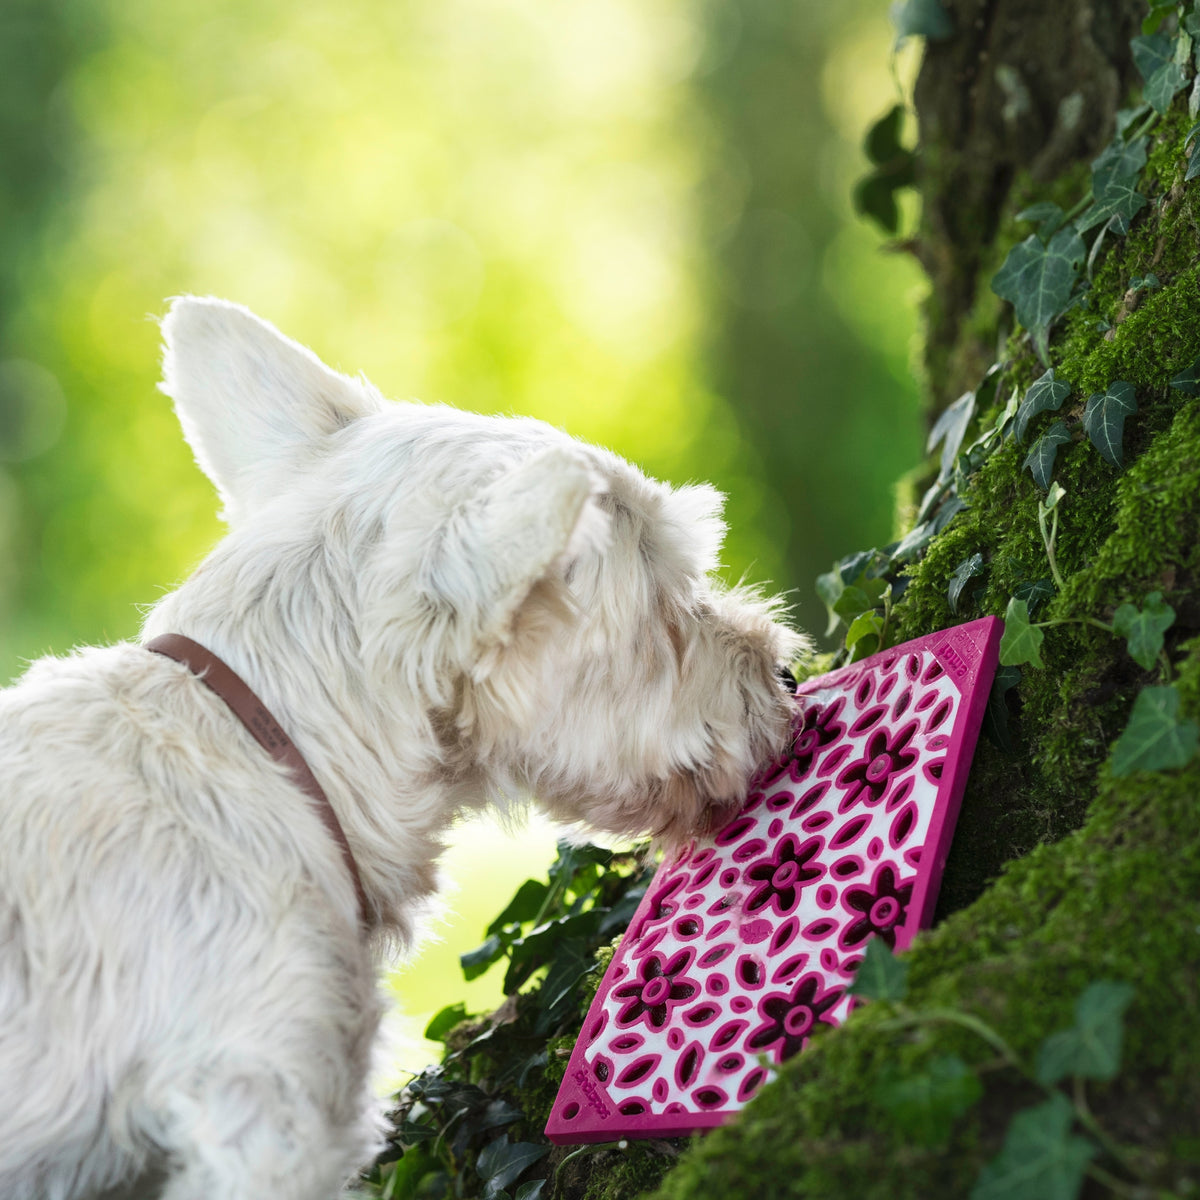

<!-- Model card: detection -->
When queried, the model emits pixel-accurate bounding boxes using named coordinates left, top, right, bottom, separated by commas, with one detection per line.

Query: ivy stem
left=1072, top=1076, right=1146, bottom=1181
left=1037, top=500, right=1066, bottom=590
left=1131, top=107, right=1161, bottom=142
left=1083, top=1160, right=1161, bottom=1199
left=879, top=585, right=894, bottom=652
left=879, top=1007, right=1023, bottom=1071
left=1061, top=191, right=1093, bottom=225
left=1158, top=648, right=1175, bottom=682
left=1038, top=616, right=1115, bottom=635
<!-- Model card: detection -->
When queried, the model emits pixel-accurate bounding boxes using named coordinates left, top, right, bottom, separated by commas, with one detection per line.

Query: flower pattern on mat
left=744, top=833, right=824, bottom=916
left=840, top=863, right=914, bottom=950
left=745, top=973, right=845, bottom=1061
left=786, top=699, right=846, bottom=779
left=835, top=721, right=919, bottom=811
left=612, top=948, right=700, bottom=1031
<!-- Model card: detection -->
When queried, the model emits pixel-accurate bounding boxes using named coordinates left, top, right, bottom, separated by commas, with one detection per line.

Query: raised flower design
left=840, top=863, right=914, bottom=951
left=756, top=699, right=846, bottom=791
left=743, top=833, right=824, bottom=916
left=611, top=948, right=700, bottom=1031
left=745, top=973, right=845, bottom=1061
left=834, top=721, right=919, bottom=812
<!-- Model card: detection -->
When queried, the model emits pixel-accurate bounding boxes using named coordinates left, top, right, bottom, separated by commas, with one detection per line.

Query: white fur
left=0, top=297, right=806, bottom=1199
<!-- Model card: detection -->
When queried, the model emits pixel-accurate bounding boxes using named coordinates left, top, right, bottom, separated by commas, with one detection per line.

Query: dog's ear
left=366, top=446, right=608, bottom=706
left=159, top=296, right=383, bottom=521
left=456, top=446, right=608, bottom=662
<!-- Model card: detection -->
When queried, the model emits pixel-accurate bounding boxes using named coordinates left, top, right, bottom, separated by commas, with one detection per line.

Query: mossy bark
left=915, top=0, right=1143, bottom=414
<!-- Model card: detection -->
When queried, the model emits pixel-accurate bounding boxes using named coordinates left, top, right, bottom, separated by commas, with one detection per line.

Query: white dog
left=0, top=297, right=804, bottom=1200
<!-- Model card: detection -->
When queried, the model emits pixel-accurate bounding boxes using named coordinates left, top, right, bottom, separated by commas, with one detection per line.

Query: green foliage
left=970, top=1095, right=1096, bottom=1200
left=1131, top=32, right=1188, bottom=114
left=1076, top=136, right=1149, bottom=233
left=947, top=552, right=985, bottom=615
left=999, top=597, right=1045, bottom=668
left=875, top=1055, right=983, bottom=1147
left=990, top=229, right=1085, bottom=355
left=854, top=105, right=917, bottom=234
left=1109, top=684, right=1199, bottom=776
left=1112, top=590, right=1175, bottom=669
left=362, top=842, right=656, bottom=1200
left=1021, top=420, right=1072, bottom=489
left=1016, top=202, right=1066, bottom=241
left=1169, top=351, right=1200, bottom=393
left=477, top=1136, right=550, bottom=1199
left=847, top=936, right=909, bottom=1002
left=1034, top=981, right=1136, bottom=1086
left=1081, top=380, right=1138, bottom=468
left=1014, top=368, right=1072, bottom=443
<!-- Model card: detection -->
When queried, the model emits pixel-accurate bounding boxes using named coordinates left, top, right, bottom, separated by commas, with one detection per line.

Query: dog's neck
left=141, top=533, right=485, bottom=947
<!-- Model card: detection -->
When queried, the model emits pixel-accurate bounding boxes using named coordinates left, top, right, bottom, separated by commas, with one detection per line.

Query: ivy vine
left=853, top=940, right=1151, bottom=1200
left=830, top=0, right=1200, bottom=787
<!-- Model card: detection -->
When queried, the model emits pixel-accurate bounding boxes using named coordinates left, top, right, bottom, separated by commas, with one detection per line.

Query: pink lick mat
left=545, top=616, right=1002, bottom=1144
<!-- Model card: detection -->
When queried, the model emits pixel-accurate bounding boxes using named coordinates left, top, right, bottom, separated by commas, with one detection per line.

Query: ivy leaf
left=1015, top=368, right=1071, bottom=443
left=1013, top=578, right=1056, bottom=616
left=848, top=935, right=909, bottom=1002
left=1170, top=353, right=1200, bottom=395
left=1186, top=120, right=1200, bottom=182
left=928, top=389, right=977, bottom=481
left=515, top=1183, right=547, bottom=1200
left=1022, top=420, right=1072, bottom=490
left=533, top=937, right=597, bottom=1034
left=999, top=597, right=1044, bottom=669
left=891, top=0, right=953, bottom=45
left=547, top=840, right=612, bottom=888
left=982, top=663, right=1021, bottom=752
left=865, top=105, right=905, bottom=164
left=1143, top=0, right=1177, bottom=35
left=1110, top=685, right=1200, bottom=776
left=461, top=933, right=506, bottom=982
left=1075, top=136, right=1148, bottom=233
left=877, top=1054, right=983, bottom=1146
left=486, top=878, right=550, bottom=937
left=503, top=910, right=602, bottom=993
left=1145, top=60, right=1189, bottom=115
left=1131, top=33, right=1189, bottom=115
left=476, top=1136, right=550, bottom=1199
left=1016, top=202, right=1065, bottom=241
left=834, top=578, right=888, bottom=623
left=846, top=609, right=886, bottom=662
left=854, top=106, right=917, bottom=234
left=1035, top=981, right=1136, bottom=1086
left=1082, top=380, right=1137, bottom=468
left=970, top=1094, right=1096, bottom=1200
left=478, top=1098, right=529, bottom=1134
left=424, top=1002, right=470, bottom=1043
left=1112, top=591, right=1175, bottom=670
left=947, top=553, right=985, bottom=615
left=991, top=228, right=1085, bottom=337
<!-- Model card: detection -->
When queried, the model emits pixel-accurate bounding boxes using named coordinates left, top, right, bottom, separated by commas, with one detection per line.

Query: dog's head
left=159, top=296, right=807, bottom=845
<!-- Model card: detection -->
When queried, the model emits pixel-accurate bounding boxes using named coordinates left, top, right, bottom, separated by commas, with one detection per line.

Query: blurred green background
left=0, top=0, right=924, bottom=1076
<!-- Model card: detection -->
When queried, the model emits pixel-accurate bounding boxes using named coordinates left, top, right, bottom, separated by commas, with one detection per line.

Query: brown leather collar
left=145, top=633, right=369, bottom=929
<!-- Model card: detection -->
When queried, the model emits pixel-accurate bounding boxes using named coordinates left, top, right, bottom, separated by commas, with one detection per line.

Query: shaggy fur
left=0, top=297, right=806, bottom=1199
